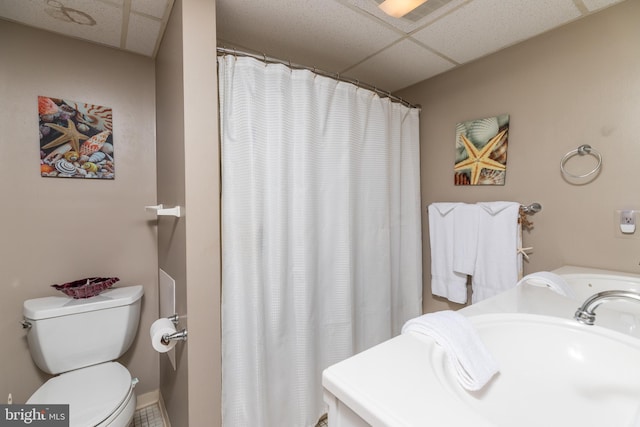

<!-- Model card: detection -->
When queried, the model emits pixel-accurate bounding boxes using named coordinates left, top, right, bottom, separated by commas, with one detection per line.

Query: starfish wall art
left=38, top=96, right=115, bottom=179
left=454, top=114, right=509, bottom=186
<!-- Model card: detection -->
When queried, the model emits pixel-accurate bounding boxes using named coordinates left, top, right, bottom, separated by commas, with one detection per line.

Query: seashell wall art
left=454, top=114, right=509, bottom=186
left=38, top=96, right=115, bottom=179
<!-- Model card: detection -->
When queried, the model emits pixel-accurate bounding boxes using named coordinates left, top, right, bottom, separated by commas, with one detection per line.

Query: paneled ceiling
left=0, top=0, right=627, bottom=92
left=0, top=0, right=175, bottom=57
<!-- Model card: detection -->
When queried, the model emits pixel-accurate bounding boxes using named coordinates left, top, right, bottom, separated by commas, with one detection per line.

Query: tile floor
left=130, top=404, right=325, bottom=427
left=130, top=403, right=166, bottom=427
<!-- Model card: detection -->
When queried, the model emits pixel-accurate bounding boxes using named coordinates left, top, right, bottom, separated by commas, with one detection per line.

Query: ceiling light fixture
left=378, top=0, right=428, bottom=18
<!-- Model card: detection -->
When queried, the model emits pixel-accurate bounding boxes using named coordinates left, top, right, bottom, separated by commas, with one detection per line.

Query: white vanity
left=322, top=266, right=640, bottom=426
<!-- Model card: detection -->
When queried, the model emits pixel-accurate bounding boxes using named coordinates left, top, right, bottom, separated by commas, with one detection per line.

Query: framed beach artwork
left=454, top=114, right=509, bottom=186
left=38, top=96, right=114, bottom=179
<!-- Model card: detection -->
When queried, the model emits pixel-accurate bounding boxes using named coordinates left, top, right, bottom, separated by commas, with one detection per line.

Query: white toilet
left=23, top=285, right=144, bottom=427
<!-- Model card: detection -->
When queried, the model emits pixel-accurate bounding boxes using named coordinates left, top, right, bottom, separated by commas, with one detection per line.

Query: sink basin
left=432, top=313, right=640, bottom=427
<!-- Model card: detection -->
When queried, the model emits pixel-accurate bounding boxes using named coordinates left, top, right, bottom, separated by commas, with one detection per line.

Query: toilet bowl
left=23, top=285, right=144, bottom=427
left=27, top=362, right=137, bottom=426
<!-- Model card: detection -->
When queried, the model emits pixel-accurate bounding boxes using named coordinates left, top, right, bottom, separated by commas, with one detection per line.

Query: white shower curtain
left=218, top=55, right=422, bottom=427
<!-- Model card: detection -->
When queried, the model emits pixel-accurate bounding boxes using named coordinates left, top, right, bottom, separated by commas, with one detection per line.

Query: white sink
left=432, top=313, right=640, bottom=427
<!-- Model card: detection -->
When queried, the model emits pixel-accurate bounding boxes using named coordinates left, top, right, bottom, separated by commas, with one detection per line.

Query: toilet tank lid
left=23, top=285, right=144, bottom=320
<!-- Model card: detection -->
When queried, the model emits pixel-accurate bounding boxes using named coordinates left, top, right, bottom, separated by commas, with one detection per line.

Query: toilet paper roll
left=150, top=318, right=177, bottom=353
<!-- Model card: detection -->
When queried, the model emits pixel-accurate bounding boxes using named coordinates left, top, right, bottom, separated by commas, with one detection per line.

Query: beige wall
left=156, top=0, right=221, bottom=425
left=398, top=0, right=640, bottom=313
left=181, top=0, right=221, bottom=424
left=155, top=1, right=189, bottom=424
left=0, top=20, right=159, bottom=402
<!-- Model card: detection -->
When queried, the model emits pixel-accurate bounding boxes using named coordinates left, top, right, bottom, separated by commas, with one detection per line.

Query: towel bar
left=520, top=203, right=542, bottom=214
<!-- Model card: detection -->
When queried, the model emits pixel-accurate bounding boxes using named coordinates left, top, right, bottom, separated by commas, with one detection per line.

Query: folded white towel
left=428, top=203, right=468, bottom=304
left=515, top=271, right=577, bottom=299
left=402, top=310, right=499, bottom=391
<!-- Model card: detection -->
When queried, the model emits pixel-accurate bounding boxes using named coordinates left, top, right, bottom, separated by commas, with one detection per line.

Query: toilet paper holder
left=162, top=314, right=188, bottom=345
left=161, top=329, right=188, bottom=345
left=167, top=314, right=180, bottom=326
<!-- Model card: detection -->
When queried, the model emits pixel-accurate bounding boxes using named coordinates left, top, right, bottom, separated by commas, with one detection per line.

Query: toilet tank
left=23, top=285, right=144, bottom=375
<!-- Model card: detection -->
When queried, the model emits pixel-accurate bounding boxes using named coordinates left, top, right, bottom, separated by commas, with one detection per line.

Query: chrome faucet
left=574, top=290, right=640, bottom=325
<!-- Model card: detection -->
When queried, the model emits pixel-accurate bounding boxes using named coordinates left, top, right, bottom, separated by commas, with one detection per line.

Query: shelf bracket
left=145, top=204, right=182, bottom=218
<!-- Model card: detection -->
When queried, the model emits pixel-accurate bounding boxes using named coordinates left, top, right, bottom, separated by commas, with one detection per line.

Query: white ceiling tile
left=126, top=12, right=161, bottom=56
left=131, top=0, right=170, bottom=19
left=582, top=0, right=626, bottom=12
left=216, top=0, right=401, bottom=73
left=412, top=0, right=582, bottom=64
left=0, top=0, right=630, bottom=76
left=345, top=39, right=456, bottom=92
left=0, top=0, right=122, bottom=47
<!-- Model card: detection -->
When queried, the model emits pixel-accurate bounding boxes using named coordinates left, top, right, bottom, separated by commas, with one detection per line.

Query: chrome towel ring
left=560, top=144, right=602, bottom=179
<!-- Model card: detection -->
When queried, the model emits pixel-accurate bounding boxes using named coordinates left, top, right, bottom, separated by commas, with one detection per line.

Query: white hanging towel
left=428, top=203, right=468, bottom=304
left=452, top=203, right=480, bottom=276
left=472, top=201, right=521, bottom=303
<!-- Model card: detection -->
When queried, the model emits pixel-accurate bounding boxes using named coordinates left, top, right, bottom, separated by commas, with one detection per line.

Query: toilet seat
left=27, top=361, right=134, bottom=427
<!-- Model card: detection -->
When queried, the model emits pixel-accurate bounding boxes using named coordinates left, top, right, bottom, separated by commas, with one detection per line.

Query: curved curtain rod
left=216, top=46, right=420, bottom=110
